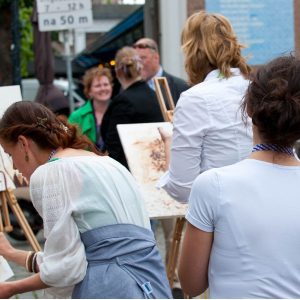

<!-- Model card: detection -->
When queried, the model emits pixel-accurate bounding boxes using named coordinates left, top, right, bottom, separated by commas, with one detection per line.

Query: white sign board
left=0, top=85, right=22, bottom=118
left=117, top=122, right=187, bottom=219
left=37, top=0, right=91, bottom=13
left=0, top=256, right=14, bottom=282
left=0, top=85, right=23, bottom=191
left=37, top=0, right=93, bottom=32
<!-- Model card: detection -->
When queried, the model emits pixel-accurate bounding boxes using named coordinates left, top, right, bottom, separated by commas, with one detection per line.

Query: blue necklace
left=48, top=149, right=57, bottom=161
left=252, top=144, right=293, bottom=156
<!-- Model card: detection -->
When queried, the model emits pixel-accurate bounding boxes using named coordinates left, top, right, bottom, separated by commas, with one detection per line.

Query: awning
left=73, top=6, right=144, bottom=70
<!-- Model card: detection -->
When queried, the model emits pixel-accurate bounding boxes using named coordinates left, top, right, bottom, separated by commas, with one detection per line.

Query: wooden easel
left=154, top=77, right=186, bottom=289
left=154, top=77, right=175, bottom=123
left=0, top=171, right=41, bottom=252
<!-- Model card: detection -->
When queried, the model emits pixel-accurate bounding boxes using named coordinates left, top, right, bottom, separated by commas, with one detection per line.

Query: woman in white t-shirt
left=158, top=11, right=253, bottom=203
left=0, top=101, right=171, bottom=299
left=179, top=55, right=300, bottom=298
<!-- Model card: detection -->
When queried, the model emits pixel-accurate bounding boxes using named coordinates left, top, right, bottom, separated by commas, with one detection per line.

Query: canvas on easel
left=117, top=122, right=187, bottom=220
left=117, top=122, right=187, bottom=289
left=0, top=85, right=41, bottom=252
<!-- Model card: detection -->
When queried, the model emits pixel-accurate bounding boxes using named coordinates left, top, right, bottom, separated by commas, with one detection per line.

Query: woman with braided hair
left=0, top=101, right=171, bottom=298
left=101, top=46, right=164, bottom=169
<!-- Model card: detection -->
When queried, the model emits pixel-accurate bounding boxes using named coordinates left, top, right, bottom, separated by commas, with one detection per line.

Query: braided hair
left=0, top=101, right=102, bottom=155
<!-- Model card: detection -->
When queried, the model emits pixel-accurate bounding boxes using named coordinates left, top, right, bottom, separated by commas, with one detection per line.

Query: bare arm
left=0, top=274, right=49, bottom=298
left=0, top=232, right=28, bottom=267
left=0, top=233, right=48, bottom=298
left=178, top=222, right=213, bottom=297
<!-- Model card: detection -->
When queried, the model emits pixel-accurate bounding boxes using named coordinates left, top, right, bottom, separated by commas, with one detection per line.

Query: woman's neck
left=93, top=100, right=109, bottom=113
left=93, top=100, right=109, bottom=125
left=120, top=76, right=142, bottom=90
left=249, top=150, right=300, bottom=166
left=249, top=126, right=300, bottom=166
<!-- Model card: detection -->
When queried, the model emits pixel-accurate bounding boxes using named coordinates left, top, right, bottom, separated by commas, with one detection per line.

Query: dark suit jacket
left=101, top=80, right=164, bottom=168
left=162, top=71, right=189, bottom=104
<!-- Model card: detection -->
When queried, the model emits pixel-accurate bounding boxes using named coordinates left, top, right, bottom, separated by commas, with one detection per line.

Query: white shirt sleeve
left=30, top=162, right=87, bottom=289
left=186, top=169, right=220, bottom=232
left=157, top=91, right=210, bottom=203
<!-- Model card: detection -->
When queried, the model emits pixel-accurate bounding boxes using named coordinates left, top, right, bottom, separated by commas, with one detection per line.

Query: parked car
left=21, top=78, right=86, bottom=110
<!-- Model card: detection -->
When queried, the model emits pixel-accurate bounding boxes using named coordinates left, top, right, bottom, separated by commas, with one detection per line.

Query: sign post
left=36, top=0, right=93, bottom=112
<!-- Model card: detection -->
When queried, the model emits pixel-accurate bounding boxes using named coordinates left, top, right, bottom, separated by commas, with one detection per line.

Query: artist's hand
left=158, top=127, right=172, bottom=143
left=0, top=282, right=14, bottom=299
left=0, top=232, right=15, bottom=259
left=158, top=127, right=172, bottom=170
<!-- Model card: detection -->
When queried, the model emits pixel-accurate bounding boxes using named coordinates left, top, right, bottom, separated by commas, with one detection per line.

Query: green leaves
left=19, top=5, right=33, bottom=77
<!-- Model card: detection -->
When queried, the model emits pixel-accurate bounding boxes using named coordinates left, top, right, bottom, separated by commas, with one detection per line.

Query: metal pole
left=64, top=30, right=74, bottom=113
left=11, top=0, right=21, bottom=86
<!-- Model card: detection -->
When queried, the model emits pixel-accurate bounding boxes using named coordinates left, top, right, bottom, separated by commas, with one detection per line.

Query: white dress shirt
left=157, top=68, right=253, bottom=203
left=147, top=66, right=163, bottom=90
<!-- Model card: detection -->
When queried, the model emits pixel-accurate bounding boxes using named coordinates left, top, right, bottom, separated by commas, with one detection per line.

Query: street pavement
left=7, top=223, right=167, bottom=299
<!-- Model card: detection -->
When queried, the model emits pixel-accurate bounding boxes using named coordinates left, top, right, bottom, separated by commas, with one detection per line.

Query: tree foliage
left=0, top=0, right=34, bottom=77
left=19, top=3, right=33, bottom=77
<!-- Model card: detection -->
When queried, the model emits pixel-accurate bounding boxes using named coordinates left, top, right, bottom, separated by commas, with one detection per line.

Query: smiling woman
left=68, top=67, right=113, bottom=151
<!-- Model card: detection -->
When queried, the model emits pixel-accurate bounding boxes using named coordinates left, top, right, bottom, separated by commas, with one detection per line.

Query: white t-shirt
left=187, top=159, right=300, bottom=298
left=158, top=68, right=252, bottom=203
left=30, top=155, right=151, bottom=298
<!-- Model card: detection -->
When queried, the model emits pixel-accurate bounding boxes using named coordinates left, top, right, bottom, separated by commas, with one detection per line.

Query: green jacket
left=68, top=100, right=97, bottom=143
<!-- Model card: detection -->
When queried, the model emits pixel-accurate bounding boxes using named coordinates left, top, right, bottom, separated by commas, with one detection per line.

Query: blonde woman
left=158, top=11, right=253, bottom=203
left=101, top=46, right=163, bottom=168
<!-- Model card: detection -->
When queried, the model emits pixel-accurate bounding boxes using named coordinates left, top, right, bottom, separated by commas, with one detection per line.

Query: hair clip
left=60, top=123, right=69, bottom=133
left=36, top=117, right=48, bottom=128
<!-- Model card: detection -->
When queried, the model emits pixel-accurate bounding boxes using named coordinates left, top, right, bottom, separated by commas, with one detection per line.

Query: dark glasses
left=133, top=43, right=157, bottom=51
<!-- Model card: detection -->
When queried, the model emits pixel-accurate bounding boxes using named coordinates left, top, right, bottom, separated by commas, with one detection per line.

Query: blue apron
left=72, top=224, right=172, bottom=299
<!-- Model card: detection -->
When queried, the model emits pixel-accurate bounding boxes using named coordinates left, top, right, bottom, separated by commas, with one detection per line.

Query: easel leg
left=0, top=192, right=13, bottom=232
left=5, top=189, right=41, bottom=252
left=166, top=217, right=185, bottom=288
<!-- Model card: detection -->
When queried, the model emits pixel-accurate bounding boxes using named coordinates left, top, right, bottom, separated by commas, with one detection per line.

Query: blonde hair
left=181, top=11, right=251, bottom=85
left=115, top=46, right=142, bottom=80
left=83, top=67, right=113, bottom=98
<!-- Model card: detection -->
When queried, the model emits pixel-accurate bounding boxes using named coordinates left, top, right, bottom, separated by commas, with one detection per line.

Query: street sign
left=36, top=0, right=93, bottom=32
left=37, top=0, right=91, bottom=13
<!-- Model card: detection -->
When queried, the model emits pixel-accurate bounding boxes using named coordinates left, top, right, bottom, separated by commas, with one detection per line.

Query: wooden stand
left=0, top=172, right=41, bottom=252
left=154, top=77, right=187, bottom=291
left=166, top=217, right=185, bottom=288
left=154, top=77, right=175, bottom=122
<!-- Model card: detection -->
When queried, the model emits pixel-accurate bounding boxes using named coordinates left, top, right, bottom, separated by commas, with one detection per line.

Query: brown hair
left=242, top=55, right=300, bottom=147
left=115, top=46, right=142, bottom=80
left=0, top=101, right=102, bottom=155
left=83, top=67, right=113, bottom=98
left=181, top=11, right=251, bottom=85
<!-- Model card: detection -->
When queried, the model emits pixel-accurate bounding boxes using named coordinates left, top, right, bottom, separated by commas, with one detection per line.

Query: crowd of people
left=0, top=9, right=300, bottom=299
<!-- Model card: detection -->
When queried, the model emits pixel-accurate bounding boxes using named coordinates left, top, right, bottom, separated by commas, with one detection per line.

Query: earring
left=25, top=153, right=29, bottom=162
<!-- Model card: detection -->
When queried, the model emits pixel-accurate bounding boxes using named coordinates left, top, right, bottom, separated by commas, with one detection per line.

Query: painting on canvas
left=117, top=122, right=187, bottom=219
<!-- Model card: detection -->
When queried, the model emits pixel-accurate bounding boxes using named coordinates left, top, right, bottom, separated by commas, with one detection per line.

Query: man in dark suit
left=133, top=38, right=189, bottom=104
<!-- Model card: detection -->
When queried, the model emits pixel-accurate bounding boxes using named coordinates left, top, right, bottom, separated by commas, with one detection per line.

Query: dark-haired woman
left=0, top=101, right=171, bottom=298
left=179, top=55, right=300, bottom=298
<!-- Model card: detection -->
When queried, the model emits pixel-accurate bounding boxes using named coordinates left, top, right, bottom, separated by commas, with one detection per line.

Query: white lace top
left=30, top=155, right=151, bottom=298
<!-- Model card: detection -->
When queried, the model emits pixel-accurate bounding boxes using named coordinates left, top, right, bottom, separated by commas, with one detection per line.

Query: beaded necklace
left=48, top=149, right=57, bottom=161
left=252, top=144, right=293, bottom=156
